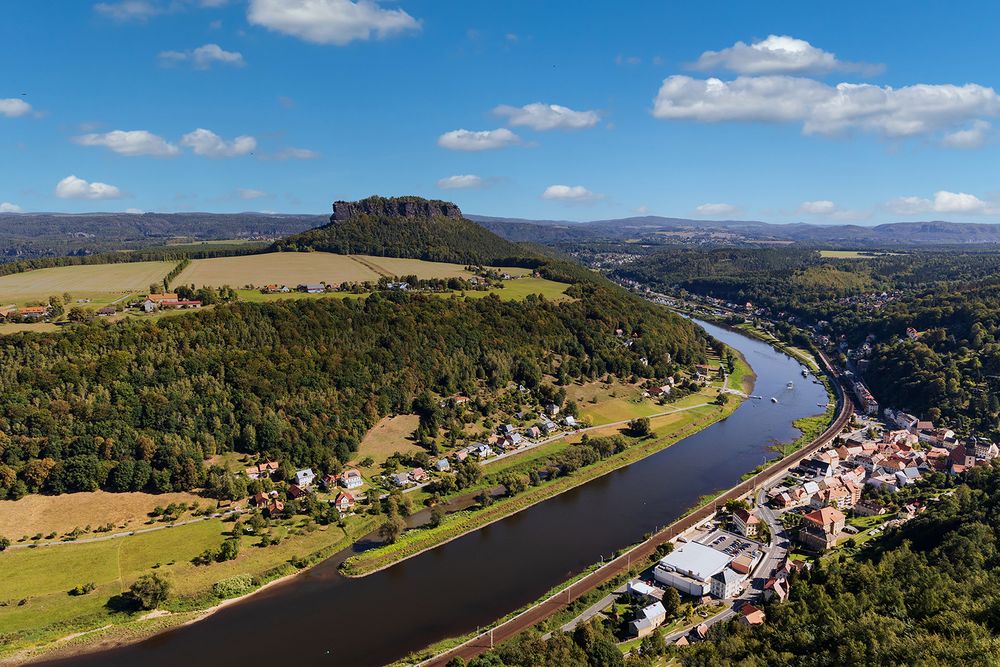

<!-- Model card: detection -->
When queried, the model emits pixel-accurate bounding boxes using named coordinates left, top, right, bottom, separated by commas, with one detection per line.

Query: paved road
left=422, top=350, right=852, bottom=666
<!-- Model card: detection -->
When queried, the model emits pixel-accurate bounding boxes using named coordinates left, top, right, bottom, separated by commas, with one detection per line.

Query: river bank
left=45, top=319, right=830, bottom=667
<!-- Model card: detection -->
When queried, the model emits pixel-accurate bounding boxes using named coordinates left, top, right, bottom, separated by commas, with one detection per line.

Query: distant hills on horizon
left=468, top=213, right=1000, bottom=246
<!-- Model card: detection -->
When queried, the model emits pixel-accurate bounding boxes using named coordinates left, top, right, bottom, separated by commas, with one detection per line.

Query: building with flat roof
left=653, top=541, right=732, bottom=597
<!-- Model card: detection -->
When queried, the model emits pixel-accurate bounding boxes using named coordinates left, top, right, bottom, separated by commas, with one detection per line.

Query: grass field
left=0, top=262, right=176, bottom=306
left=351, top=415, right=423, bottom=479
left=173, top=252, right=481, bottom=289
left=0, top=511, right=363, bottom=659
left=0, top=491, right=207, bottom=540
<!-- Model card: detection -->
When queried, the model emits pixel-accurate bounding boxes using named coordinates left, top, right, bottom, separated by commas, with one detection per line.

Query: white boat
left=771, top=397, right=778, bottom=403
left=801, top=367, right=809, bottom=377
left=786, top=381, right=794, bottom=389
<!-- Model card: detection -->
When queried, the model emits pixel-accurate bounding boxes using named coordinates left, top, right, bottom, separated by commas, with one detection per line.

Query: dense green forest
left=0, top=278, right=707, bottom=498
left=615, top=247, right=1000, bottom=436
left=272, top=196, right=536, bottom=266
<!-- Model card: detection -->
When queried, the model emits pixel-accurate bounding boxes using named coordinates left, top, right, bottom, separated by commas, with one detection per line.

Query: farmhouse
left=341, top=468, right=363, bottom=489
left=244, top=461, right=279, bottom=480
left=298, top=283, right=326, bottom=293
left=334, top=491, right=355, bottom=512
left=17, top=305, right=51, bottom=319
left=96, top=305, right=117, bottom=316
left=294, top=468, right=316, bottom=487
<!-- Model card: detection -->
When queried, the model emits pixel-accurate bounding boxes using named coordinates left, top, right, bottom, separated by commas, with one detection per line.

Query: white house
left=710, top=567, right=746, bottom=599
left=294, top=468, right=316, bottom=487
left=341, top=468, right=363, bottom=489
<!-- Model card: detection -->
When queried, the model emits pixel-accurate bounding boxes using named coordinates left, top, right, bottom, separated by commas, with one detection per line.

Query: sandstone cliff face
left=331, top=196, right=463, bottom=222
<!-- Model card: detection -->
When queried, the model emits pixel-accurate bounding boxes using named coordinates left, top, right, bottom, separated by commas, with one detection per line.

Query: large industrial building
left=653, top=541, right=734, bottom=597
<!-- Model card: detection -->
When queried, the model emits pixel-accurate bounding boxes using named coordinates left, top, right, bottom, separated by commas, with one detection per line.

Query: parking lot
left=696, top=528, right=762, bottom=559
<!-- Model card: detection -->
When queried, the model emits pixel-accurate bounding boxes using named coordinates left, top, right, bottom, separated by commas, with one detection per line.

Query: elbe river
left=52, top=319, right=827, bottom=666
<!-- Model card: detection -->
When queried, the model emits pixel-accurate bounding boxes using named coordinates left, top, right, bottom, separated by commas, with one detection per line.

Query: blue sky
left=3, top=0, right=1000, bottom=223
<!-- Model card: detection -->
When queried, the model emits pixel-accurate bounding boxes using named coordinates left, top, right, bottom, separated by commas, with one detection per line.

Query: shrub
left=211, top=574, right=256, bottom=600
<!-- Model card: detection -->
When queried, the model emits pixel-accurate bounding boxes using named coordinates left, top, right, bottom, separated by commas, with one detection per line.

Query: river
left=51, top=319, right=828, bottom=667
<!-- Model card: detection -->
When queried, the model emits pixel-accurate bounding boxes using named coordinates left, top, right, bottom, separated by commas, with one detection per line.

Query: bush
left=68, top=582, right=96, bottom=596
left=127, top=573, right=170, bottom=610
left=211, top=574, right=256, bottom=600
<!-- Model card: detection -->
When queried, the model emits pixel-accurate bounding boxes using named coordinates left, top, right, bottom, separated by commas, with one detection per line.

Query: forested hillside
left=0, top=281, right=707, bottom=498
left=616, top=247, right=1000, bottom=436
left=273, top=196, right=534, bottom=266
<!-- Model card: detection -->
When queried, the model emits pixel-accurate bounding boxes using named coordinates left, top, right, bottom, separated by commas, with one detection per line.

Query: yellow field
left=0, top=490, right=207, bottom=539
left=818, top=250, right=903, bottom=259
left=351, top=414, right=424, bottom=479
left=0, top=262, right=175, bottom=305
left=173, top=252, right=481, bottom=289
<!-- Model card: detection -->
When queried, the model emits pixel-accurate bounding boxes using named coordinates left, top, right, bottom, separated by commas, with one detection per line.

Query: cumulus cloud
left=0, top=202, right=22, bottom=213
left=541, top=185, right=603, bottom=202
left=888, top=190, right=997, bottom=215
left=941, top=120, right=992, bottom=149
left=181, top=128, right=256, bottom=157
left=691, top=35, right=879, bottom=75
left=0, top=98, right=32, bottom=118
left=55, top=175, right=123, bottom=200
left=798, top=200, right=837, bottom=214
left=158, top=43, right=245, bottom=69
left=239, top=188, right=268, bottom=200
left=795, top=200, right=869, bottom=220
left=437, top=128, right=521, bottom=151
left=247, top=0, right=420, bottom=45
left=695, top=202, right=739, bottom=216
left=436, top=174, right=484, bottom=189
left=73, top=129, right=180, bottom=157
left=652, top=75, right=1000, bottom=139
left=493, top=103, right=600, bottom=131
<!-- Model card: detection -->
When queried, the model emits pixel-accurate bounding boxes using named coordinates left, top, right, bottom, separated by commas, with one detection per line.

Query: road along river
left=50, top=319, right=828, bottom=667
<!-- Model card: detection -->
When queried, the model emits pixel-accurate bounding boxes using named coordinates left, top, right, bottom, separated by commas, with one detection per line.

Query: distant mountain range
left=468, top=214, right=1000, bottom=246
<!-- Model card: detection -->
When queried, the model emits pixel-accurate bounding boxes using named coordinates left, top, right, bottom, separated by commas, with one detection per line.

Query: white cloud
left=55, top=175, right=123, bottom=200
left=941, top=120, right=991, bottom=149
left=94, top=0, right=163, bottom=21
left=615, top=54, right=641, bottom=66
left=247, top=0, right=420, bottom=45
left=493, top=103, right=600, bottom=131
left=794, top=199, right=869, bottom=221
left=274, top=147, right=319, bottom=159
left=888, top=190, right=996, bottom=215
left=437, top=128, right=521, bottom=151
left=181, top=128, right=256, bottom=157
left=652, top=75, right=1000, bottom=139
left=0, top=202, right=22, bottom=213
left=0, top=98, right=32, bottom=117
left=125, top=208, right=145, bottom=214
left=798, top=200, right=837, bottom=214
left=436, top=174, right=484, bottom=189
left=73, top=130, right=180, bottom=157
left=541, top=185, right=603, bottom=202
left=691, top=35, right=878, bottom=75
left=239, top=188, right=268, bottom=200
left=159, top=43, right=245, bottom=69
left=695, top=202, right=739, bottom=216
